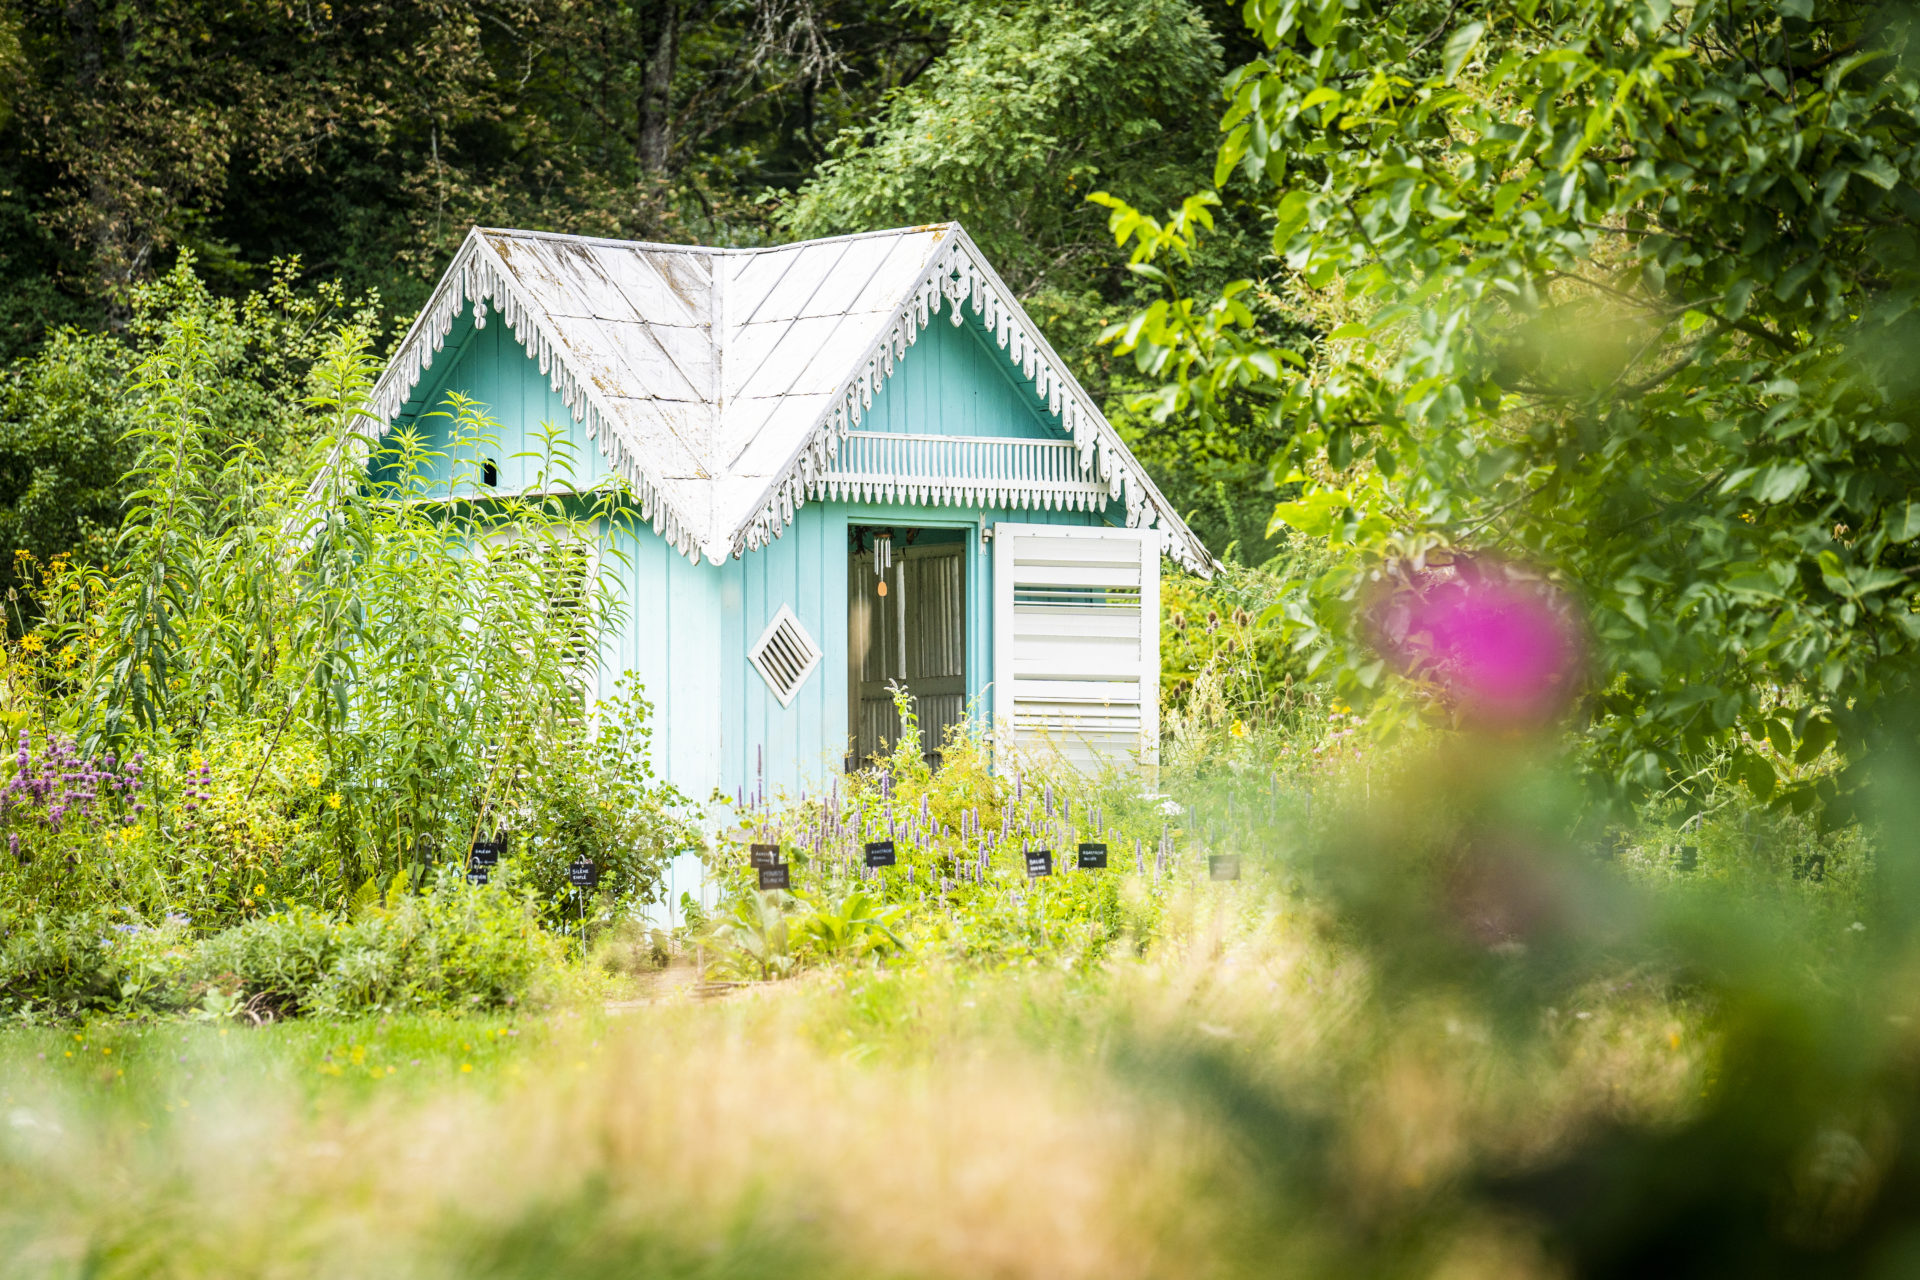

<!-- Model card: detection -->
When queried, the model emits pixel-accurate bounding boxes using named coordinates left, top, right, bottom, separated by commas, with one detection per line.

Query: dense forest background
left=0, top=0, right=1296, bottom=574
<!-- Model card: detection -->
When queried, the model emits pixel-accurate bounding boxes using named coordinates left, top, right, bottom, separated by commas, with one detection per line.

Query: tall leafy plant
left=70, top=274, right=676, bottom=907
left=1100, top=0, right=1920, bottom=811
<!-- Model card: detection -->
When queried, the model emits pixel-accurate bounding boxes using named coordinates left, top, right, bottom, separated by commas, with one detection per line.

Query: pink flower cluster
left=1370, top=565, right=1582, bottom=729
left=181, top=760, right=212, bottom=812
left=3, top=731, right=147, bottom=836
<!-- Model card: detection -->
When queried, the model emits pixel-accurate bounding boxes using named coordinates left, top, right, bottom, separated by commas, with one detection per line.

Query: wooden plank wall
left=385, top=294, right=1133, bottom=810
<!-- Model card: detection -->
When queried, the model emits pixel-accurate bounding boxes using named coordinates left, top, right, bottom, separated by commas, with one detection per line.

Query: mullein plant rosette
left=0, top=731, right=149, bottom=911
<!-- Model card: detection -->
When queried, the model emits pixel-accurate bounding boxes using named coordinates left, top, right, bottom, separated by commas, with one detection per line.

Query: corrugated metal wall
left=390, top=299, right=1126, bottom=809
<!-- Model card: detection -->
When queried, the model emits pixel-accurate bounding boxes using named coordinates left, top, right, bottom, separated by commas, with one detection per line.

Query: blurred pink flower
left=1373, top=565, right=1581, bottom=728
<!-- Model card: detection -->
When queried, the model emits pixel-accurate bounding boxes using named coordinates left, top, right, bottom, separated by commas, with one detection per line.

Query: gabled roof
left=365, top=223, right=1214, bottom=572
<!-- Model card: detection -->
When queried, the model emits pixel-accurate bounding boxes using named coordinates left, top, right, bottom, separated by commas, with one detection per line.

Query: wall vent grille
left=749, top=606, right=822, bottom=708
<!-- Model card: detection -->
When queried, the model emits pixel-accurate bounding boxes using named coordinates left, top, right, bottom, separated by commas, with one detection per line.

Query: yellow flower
left=326, top=793, right=342, bottom=809
left=253, top=883, right=265, bottom=895
left=18, top=634, right=41, bottom=653
left=460, top=1063, right=473, bottom=1074
left=1230, top=719, right=1248, bottom=739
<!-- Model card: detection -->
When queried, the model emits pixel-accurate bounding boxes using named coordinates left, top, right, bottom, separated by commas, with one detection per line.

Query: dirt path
left=603, top=955, right=743, bottom=1012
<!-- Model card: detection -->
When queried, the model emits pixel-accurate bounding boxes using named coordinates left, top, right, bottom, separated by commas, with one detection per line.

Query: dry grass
left=0, top=891, right=1712, bottom=1280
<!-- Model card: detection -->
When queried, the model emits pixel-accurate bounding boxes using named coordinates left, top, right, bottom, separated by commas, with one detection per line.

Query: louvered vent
left=749, top=606, right=822, bottom=708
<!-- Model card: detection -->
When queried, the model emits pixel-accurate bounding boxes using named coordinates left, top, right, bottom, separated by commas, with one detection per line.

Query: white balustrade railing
left=811, top=432, right=1113, bottom=512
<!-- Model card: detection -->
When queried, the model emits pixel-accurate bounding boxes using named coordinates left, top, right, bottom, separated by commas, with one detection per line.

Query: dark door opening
left=847, top=525, right=966, bottom=770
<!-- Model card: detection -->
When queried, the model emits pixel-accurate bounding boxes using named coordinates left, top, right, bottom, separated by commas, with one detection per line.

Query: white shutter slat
left=993, top=522, right=1160, bottom=774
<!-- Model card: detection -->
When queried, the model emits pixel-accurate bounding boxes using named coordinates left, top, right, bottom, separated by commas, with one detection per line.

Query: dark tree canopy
left=0, top=0, right=1295, bottom=571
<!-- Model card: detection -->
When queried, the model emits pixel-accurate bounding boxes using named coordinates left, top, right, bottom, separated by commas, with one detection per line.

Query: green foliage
left=2, top=875, right=558, bottom=1020
left=785, top=0, right=1292, bottom=564
left=1160, top=542, right=1333, bottom=732
left=783, top=0, right=1223, bottom=294
left=791, top=887, right=908, bottom=963
left=703, top=890, right=799, bottom=981
left=1102, top=0, right=1920, bottom=811
left=0, top=262, right=356, bottom=607
left=512, top=675, right=701, bottom=932
left=700, top=697, right=1191, bottom=976
left=0, top=907, right=124, bottom=1015
left=1, top=0, right=947, bottom=325
left=0, top=331, right=134, bottom=596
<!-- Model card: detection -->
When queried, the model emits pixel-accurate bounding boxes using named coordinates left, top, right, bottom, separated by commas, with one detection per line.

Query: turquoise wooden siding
left=856, top=311, right=1060, bottom=439
left=385, top=297, right=1126, bottom=808
left=601, top=514, right=727, bottom=806
left=390, top=311, right=614, bottom=493
left=722, top=502, right=844, bottom=803
left=725, top=494, right=1110, bottom=802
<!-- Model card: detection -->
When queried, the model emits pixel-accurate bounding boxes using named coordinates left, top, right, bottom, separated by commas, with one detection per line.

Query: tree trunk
left=62, top=0, right=134, bottom=320
left=637, top=2, right=680, bottom=173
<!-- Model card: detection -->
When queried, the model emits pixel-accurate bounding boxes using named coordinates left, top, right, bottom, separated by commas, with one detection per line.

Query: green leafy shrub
left=190, top=876, right=559, bottom=1017
left=702, top=891, right=797, bottom=982
left=189, top=908, right=340, bottom=1016
left=511, top=675, right=700, bottom=933
left=1102, top=0, right=1920, bottom=813
left=3, top=875, right=560, bottom=1022
left=0, top=908, right=120, bottom=1014
left=0, top=908, right=197, bottom=1018
left=791, top=888, right=907, bottom=964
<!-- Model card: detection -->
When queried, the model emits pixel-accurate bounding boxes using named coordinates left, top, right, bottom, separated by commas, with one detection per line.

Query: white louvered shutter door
left=992, top=523, right=1160, bottom=774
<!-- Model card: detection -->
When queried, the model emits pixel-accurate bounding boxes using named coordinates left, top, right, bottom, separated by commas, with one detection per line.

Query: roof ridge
left=475, top=223, right=960, bottom=259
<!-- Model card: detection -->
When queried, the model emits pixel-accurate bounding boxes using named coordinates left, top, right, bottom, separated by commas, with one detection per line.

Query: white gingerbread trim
left=359, top=229, right=710, bottom=562
left=724, top=227, right=1214, bottom=574
left=362, top=225, right=1217, bottom=574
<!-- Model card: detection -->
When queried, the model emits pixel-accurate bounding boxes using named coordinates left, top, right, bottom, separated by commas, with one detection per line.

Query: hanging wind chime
left=873, top=532, right=892, bottom=596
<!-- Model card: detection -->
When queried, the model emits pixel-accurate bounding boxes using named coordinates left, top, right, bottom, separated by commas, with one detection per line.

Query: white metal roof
left=366, top=223, right=1214, bottom=572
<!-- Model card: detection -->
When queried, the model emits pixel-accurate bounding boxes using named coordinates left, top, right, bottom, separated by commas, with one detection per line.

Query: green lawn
left=0, top=910, right=1714, bottom=1280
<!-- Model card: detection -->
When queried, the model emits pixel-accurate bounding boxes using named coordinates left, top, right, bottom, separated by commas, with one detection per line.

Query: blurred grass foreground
left=8, top=713, right=1920, bottom=1280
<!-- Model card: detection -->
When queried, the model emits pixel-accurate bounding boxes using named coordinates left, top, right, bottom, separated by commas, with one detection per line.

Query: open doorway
left=847, top=525, right=966, bottom=771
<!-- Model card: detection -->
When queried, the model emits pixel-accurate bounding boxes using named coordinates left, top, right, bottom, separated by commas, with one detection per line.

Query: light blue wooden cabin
left=361, top=223, right=1214, bottom=806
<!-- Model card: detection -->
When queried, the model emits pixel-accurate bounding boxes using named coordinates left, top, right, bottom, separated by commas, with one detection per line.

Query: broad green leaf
left=1891, top=502, right=1920, bottom=544
left=1752, top=463, right=1809, bottom=504
left=1796, top=717, right=1837, bottom=764
left=1442, top=21, right=1486, bottom=83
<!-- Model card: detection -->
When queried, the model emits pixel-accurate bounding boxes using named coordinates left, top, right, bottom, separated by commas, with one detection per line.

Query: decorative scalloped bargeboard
left=358, top=225, right=1214, bottom=575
